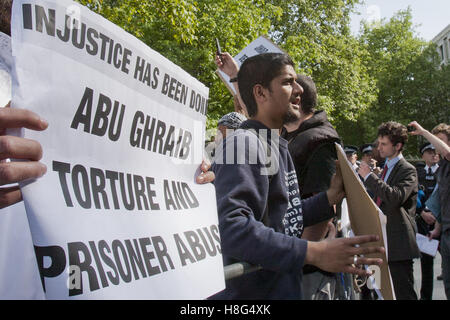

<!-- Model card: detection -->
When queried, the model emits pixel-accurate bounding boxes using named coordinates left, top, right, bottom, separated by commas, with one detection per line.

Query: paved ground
left=413, top=252, right=447, bottom=300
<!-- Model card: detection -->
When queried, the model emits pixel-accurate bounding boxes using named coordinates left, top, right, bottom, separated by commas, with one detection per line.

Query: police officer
left=360, top=143, right=380, bottom=172
left=416, top=142, right=440, bottom=300
left=344, top=145, right=359, bottom=171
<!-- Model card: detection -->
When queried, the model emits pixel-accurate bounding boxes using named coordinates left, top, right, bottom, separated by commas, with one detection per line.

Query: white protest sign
left=11, top=0, right=224, bottom=299
left=0, top=32, right=45, bottom=300
left=216, top=36, right=284, bottom=95
left=0, top=32, right=12, bottom=107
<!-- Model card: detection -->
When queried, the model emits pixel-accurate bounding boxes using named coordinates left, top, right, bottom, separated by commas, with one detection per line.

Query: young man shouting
left=212, top=53, right=384, bottom=299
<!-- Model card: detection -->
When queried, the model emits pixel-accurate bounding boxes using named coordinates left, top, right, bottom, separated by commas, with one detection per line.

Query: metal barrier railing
left=224, top=262, right=261, bottom=280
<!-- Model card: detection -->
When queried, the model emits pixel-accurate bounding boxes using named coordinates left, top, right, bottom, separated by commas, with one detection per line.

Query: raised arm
left=215, top=52, right=247, bottom=115
left=408, top=121, right=450, bottom=161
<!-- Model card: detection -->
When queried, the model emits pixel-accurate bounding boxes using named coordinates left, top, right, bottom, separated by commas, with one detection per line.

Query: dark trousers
left=416, top=217, right=435, bottom=299
left=389, top=260, right=418, bottom=300
left=420, top=253, right=434, bottom=300
left=441, top=230, right=450, bottom=300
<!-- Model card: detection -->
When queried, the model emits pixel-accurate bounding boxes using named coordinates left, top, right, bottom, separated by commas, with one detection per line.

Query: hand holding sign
left=196, top=159, right=214, bottom=184
left=326, top=161, right=345, bottom=206
left=306, top=234, right=385, bottom=277
left=215, top=52, right=239, bottom=79
left=11, top=0, right=222, bottom=299
left=0, top=102, right=48, bottom=208
left=0, top=99, right=212, bottom=210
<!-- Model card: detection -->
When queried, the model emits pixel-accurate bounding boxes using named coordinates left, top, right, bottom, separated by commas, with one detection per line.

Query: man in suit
left=358, top=121, right=420, bottom=300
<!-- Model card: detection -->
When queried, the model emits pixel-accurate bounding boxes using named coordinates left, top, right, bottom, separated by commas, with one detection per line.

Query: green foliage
left=77, top=0, right=279, bottom=126
left=78, top=0, right=198, bottom=42
left=357, top=9, right=450, bottom=157
left=269, top=0, right=377, bottom=130
left=75, top=1, right=449, bottom=157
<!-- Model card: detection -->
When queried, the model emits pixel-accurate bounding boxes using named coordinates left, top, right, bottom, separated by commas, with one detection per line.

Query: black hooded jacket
left=282, top=110, right=341, bottom=198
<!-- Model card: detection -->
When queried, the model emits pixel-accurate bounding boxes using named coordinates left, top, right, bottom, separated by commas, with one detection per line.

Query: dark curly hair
left=377, top=121, right=408, bottom=151
left=0, top=0, right=12, bottom=36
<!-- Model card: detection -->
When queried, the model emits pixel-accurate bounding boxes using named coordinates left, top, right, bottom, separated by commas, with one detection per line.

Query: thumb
left=334, top=160, right=342, bottom=176
left=326, top=222, right=336, bottom=240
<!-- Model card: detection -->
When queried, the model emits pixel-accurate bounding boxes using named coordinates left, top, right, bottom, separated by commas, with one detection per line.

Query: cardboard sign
left=336, top=143, right=395, bottom=300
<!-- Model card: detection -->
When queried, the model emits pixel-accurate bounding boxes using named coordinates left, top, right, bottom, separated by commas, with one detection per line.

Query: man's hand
left=326, top=161, right=345, bottom=206
left=372, top=166, right=382, bottom=176
left=407, top=121, right=426, bottom=136
left=215, top=52, right=248, bottom=115
left=306, top=235, right=385, bottom=277
left=196, top=159, right=215, bottom=184
left=428, top=221, right=441, bottom=240
left=0, top=102, right=48, bottom=208
left=409, top=120, right=450, bottom=161
left=368, top=158, right=377, bottom=170
left=357, top=161, right=371, bottom=180
left=215, top=52, right=239, bottom=78
left=325, top=221, right=336, bottom=240
left=421, top=210, right=436, bottom=225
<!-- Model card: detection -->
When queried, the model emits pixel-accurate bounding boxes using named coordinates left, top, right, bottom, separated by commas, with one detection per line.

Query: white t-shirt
left=0, top=31, right=45, bottom=299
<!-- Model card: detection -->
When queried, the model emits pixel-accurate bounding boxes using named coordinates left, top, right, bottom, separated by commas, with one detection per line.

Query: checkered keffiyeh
left=217, top=112, right=247, bottom=129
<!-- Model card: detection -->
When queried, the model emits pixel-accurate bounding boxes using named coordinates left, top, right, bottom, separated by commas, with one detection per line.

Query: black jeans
left=420, top=253, right=434, bottom=300
left=416, top=216, right=435, bottom=299
left=389, top=260, right=418, bottom=300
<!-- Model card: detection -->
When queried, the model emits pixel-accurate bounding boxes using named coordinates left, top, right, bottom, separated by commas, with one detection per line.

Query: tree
left=77, top=0, right=380, bottom=131
left=357, top=8, right=450, bottom=157
left=78, top=0, right=280, bottom=128
left=267, top=0, right=378, bottom=134
left=75, top=1, right=448, bottom=153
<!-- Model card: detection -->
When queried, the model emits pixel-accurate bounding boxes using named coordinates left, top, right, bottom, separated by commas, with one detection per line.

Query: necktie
left=427, top=167, right=432, bottom=176
left=375, top=165, right=388, bottom=207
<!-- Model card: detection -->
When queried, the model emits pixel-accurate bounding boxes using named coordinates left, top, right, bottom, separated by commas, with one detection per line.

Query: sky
left=350, top=0, right=450, bottom=41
